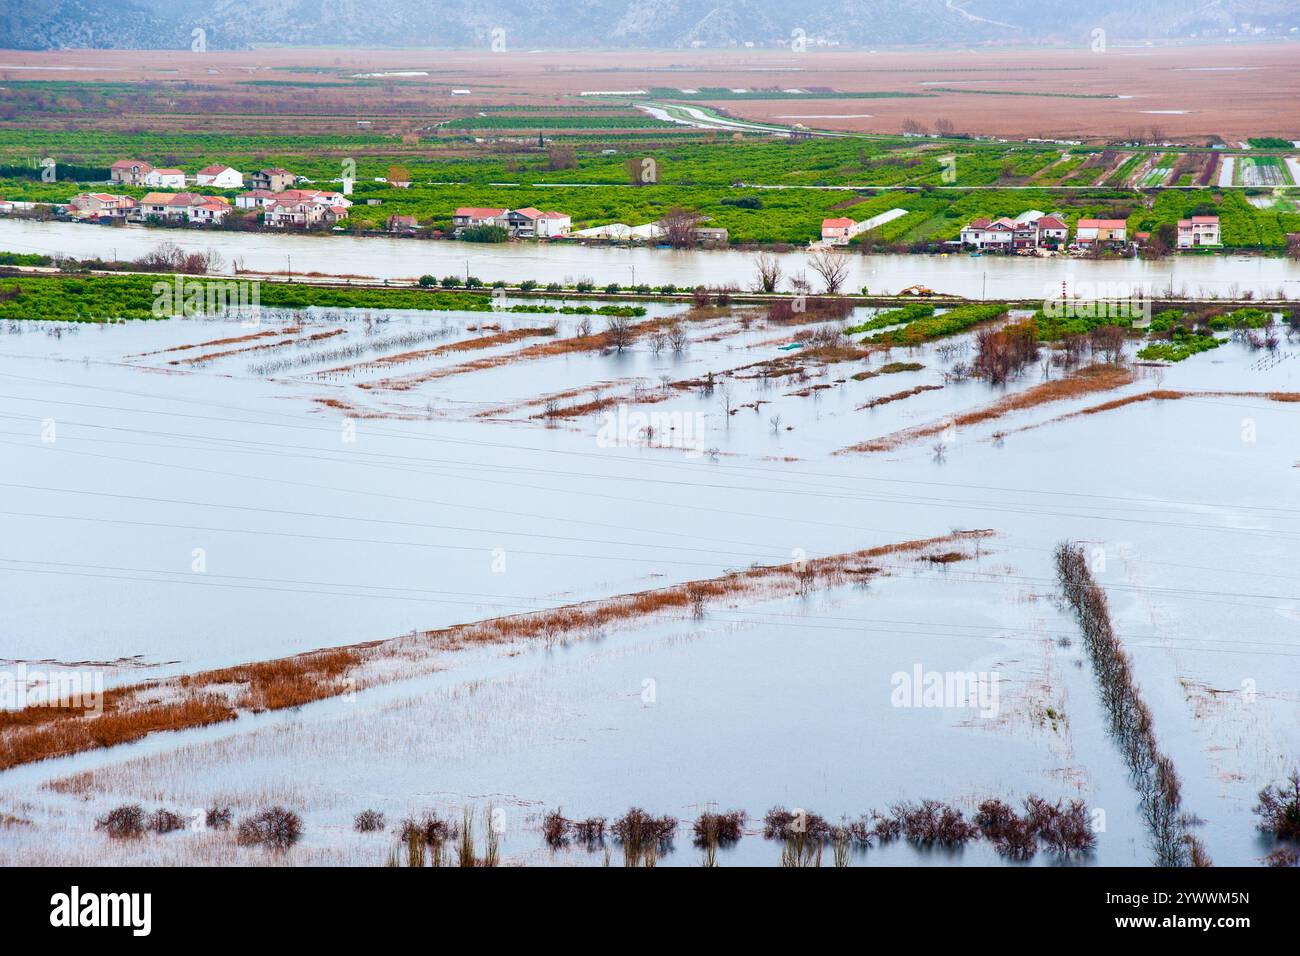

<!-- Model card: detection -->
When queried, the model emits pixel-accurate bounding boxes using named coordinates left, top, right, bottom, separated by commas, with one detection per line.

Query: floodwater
left=4, top=217, right=1300, bottom=300
left=0, top=298, right=1297, bottom=866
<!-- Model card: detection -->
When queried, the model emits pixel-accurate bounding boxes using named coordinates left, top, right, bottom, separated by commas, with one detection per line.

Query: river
left=3, top=217, right=1299, bottom=300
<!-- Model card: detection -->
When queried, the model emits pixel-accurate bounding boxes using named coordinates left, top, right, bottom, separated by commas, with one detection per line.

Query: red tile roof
left=455, top=207, right=506, bottom=218
left=822, top=217, right=854, bottom=228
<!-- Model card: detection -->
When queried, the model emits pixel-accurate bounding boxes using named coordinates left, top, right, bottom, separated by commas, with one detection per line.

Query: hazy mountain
left=4, top=0, right=1299, bottom=50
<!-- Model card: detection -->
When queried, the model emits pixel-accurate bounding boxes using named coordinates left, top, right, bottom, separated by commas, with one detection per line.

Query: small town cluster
left=35, top=157, right=1227, bottom=256
left=822, top=209, right=1222, bottom=253
left=58, top=160, right=354, bottom=229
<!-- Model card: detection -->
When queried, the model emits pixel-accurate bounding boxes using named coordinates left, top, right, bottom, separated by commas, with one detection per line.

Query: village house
left=695, top=226, right=729, bottom=246
left=821, top=217, right=858, bottom=245
left=187, top=196, right=232, bottom=224
left=386, top=214, right=420, bottom=233
left=1035, top=214, right=1070, bottom=247
left=251, top=168, right=296, bottom=192
left=143, top=168, right=186, bottom=189
left=235, top=189, right=277, bottom=210
left=534, top=210, right=572, bottom=238
left=453, top=207, right=508, bottom=231
left=504, top=207, right=542, bottom=237
left=130, top=192, right=228, bottom=224
left=109, top=160, right=153, bottom=186
left=959, top=217, right=1017, bottom=250
left=451, top=206, right=570, bottom=238
left=1177, top=215, right=1221, bottom=248
left=1075, top=218, right=1128, bottom=247
left=960, top=212, right=1070, bottom=251
left=264, top=196, right=349, bottom=229
left=67, top=193, right=137, bottom=220
left=195, top=165, right=244, bottom=189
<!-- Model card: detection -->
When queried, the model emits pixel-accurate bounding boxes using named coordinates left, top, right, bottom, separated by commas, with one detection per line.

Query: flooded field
left=1, top=294, right=1297, bottom=867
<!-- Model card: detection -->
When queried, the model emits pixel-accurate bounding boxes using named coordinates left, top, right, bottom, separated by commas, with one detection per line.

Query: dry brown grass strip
left=841, top=364, right=1135, bottom=453
left=857, top=385, right=944, bottom=410
left=130, top=326, right=298, bottom=358
left=1006, top=389, right=1300, bottom=436
left=319, top=326, right=554, bottom=378
left=0, top=531, right=991, bottom=772
left=169, top=328, right=347, bottom=366
left=360, top=316, right=677, bottom=391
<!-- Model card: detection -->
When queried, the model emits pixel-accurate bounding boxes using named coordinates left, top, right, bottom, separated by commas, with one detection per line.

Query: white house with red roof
left=453, top=207, right=508, bottom=231
left=821, top=217, right=856, bottom=244
left=68, top=193, right=137, bottom=220
left=195, top=165, right=244, bottom=189
left=1075, top=218, right=1127, bottom=246
left=961, top=211, right=1070, bottom=250
left=110, top=160, right=153, bottom=186
left=1177, top=215, right=1220, bottom=248
left=959, top=216, right=1016, bottom=250
left=533, top=210, right=572, bottom=238
left=129, top=192, right=228, bottom=224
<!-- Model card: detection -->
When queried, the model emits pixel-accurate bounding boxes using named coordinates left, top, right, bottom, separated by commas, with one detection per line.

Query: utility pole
left=287, top=254, right=292, bottom=281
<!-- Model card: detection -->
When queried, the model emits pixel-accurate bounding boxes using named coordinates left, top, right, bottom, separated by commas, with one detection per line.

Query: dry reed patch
left=0, top=648, right=363, bottom=772
left=311, top=396, right=425, bottom=421
left=361, top=316, right=676, bottom=391
left=857, top=384, right=944, bottom=411
left=473, top=380, right=629, bottom=418
left=0, top=533, right=989, bottom=772
left=1005, top=389, right=1300, bottom=436
left=170, top=327, right=348, bottom=366
left=530, top=388, right=674, bottom=420
left=129, top=326, right=299, bottom=358
left=318, top=326, right=553, bottom=377
left=841, top=363, right=1134, bottom=453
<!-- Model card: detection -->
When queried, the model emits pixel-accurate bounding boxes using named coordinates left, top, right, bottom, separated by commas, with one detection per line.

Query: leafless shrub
left=237, top=806, right=303, bottom=850
left=354, top=809, right=386, bottom=832
left=571, top=816, right=606, bottom=846
left=542, top=809, right=569, bottom=848
left=1263, top=847, right=1299, bottom=867
left=763, top=806, right=830, bottom=841
left=693, top=810, right=746, bottom=847
left=96, top=805, right=145, bottom=839
left=1254, top=770, right=1300, bottom=840
left=611, top=808, right=677, bottom=863
left=147, top=809, right=187, bottom=835
left=890, top=800, right=978, bottom=845
left=205, top=806, right=232, bottom=830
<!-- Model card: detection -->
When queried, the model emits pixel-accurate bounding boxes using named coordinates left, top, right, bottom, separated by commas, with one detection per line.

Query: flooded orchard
left=0, top=290, right=1297, bottom=867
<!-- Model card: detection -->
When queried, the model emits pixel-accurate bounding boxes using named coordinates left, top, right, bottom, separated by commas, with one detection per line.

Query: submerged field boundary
left=1054, top=543, right=1209, bottom=867
left=839, top=363, right=1136, bottom=454
left=0, top=530, right=994, bottom=774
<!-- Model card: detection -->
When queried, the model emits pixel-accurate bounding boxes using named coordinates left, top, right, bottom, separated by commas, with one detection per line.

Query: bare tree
left=658, top=206, right=701, bottom=249
left=606, top=315, right=633, bottom=352
left=667, top=321, right=688, bottom=353
left=753, top=252, right=783, bottom=293
left=934, top=117, right=955, bottom=137
left=901, top=118, right=927, bottom=135
left=807, top=248, right=851, bottom=294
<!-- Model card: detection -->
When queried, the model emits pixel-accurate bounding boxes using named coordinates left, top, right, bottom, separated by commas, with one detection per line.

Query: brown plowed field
left=3, top=44, right=1297, bottom=140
